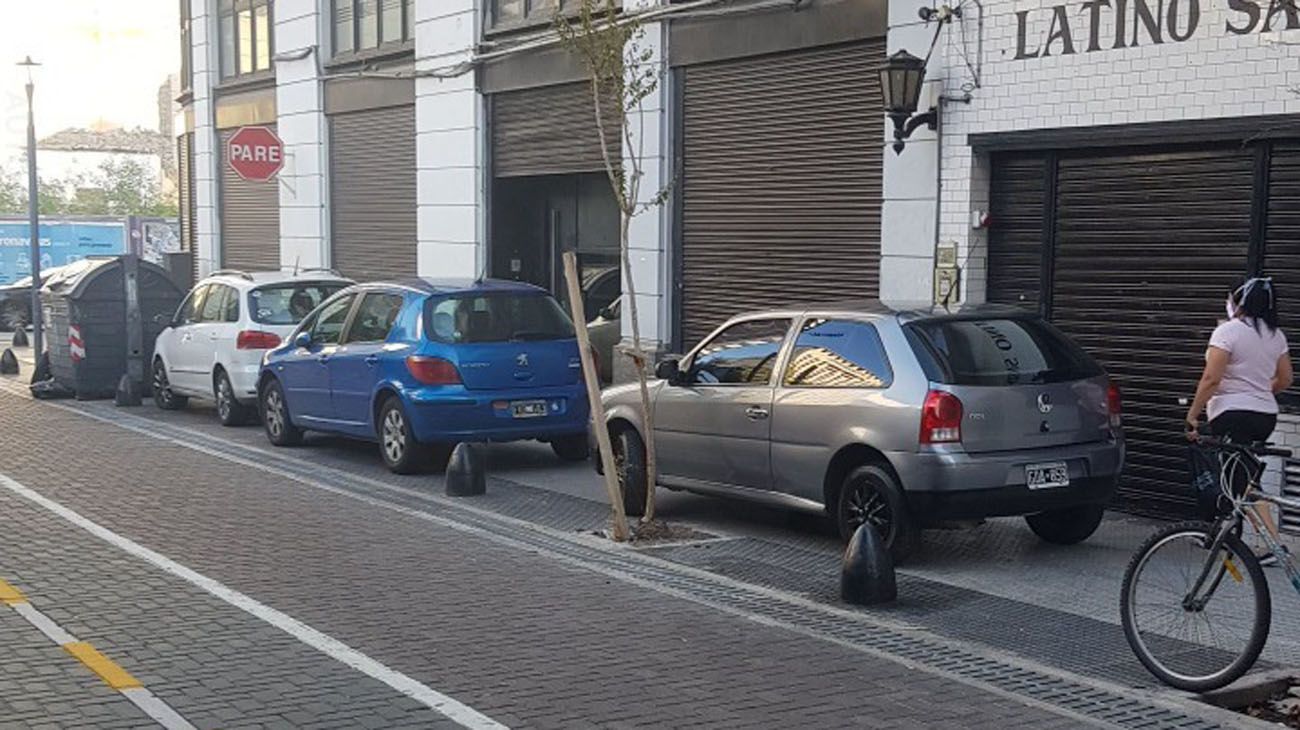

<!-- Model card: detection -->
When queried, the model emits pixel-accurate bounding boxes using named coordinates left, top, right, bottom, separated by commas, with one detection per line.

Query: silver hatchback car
left=599, top=302, right=1125, bottom=560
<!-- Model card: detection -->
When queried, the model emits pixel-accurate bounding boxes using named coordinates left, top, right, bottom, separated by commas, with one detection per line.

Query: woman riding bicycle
left=1184, top=276, right=1293, bottom=558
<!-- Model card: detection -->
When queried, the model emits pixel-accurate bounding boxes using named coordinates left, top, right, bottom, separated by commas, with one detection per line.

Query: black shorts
left=1208, top=410, right=1277, bottom=444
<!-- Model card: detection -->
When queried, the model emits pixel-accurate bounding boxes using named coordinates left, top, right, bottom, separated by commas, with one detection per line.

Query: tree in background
left=557, top=0, right=670, bottom=529
left=0, top=157, right=176, bottom=218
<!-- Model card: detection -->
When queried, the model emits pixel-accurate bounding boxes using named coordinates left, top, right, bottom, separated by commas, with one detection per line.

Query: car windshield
left=905, top=317, right=1103, bottom=386
left=425, top=292, right=575, bottom=343
left=249, top=282, right=348, bottom=325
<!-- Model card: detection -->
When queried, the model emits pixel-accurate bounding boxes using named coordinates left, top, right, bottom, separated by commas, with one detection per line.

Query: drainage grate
left=47, top=397, right=1241, bottom=729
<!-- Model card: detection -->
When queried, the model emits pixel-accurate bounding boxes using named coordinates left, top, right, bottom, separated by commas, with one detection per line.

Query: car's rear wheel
left=611, top=426, right=648, bottom=518
left=215, top=370, right=253, bottom=426
left=261, top=379, right=303, bottom=446
left=379, top=397, right=429, bottom=475
left=1025, top=504, right=1106, bottom=545
left=152, top=359, right=188, bottom=411
left=836, top=465, right=920, bottom=563
left=551, top=434, right=590, bottom=462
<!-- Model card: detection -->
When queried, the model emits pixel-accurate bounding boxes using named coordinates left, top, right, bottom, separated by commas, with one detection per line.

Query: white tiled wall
left=274, top=0, right=329, bottom=272
left=191, top=0, right=221, bottom=278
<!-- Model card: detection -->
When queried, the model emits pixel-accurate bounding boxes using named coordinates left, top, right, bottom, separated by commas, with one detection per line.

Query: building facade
left=176, top=0, right=1300, bottom=519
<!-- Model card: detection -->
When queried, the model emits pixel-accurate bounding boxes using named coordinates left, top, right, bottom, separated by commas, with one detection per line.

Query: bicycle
left=1120, top=436, right=1300, bottom=692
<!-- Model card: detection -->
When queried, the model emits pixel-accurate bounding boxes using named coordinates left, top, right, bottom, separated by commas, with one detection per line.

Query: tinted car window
left=906, top=317, right=1103, bottom=386
left=310, top=294, right=356, bottom=345
left=199, top=285, right=228, bottom=322
left=784, top=319, right=892, bottom=388
left=345, top=293, right=405, bottom=343
left=177, top=285, right=208, bottom=325
left=689, top=319, right=790, bottom=385
left=425, top=293, right=575, bottom=343
left=221, top=285, right=240, bottom=322
left=249, top=282, right=349, bottom=325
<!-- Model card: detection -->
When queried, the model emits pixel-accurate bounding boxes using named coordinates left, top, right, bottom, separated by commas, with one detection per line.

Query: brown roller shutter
left=492, top=82, right=620, bottom=178
left=1264, top=142, right=1300, bottom=535
left=177, top=132, right=198, bottom=281
left=1052, top=146, right=1253, bottom=516
left=679, top=41, right=884, bottom=346
left=329, top=105, right=417, bottom=281
left=219, top=126, right=281, bottom=272
left=986, top=153, right=1047, bottom=310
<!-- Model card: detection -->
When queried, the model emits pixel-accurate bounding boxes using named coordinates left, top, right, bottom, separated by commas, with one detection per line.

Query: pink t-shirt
left=1206, top=318, right=1290, bottom=421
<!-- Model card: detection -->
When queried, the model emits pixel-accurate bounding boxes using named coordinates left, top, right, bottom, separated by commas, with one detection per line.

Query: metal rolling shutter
left=1052, top=146, right=1253, bottom=515
left=492, top=82, right=619, bottom=178
left=219, top=126, right=281, bottom=272
left=178, top=132, right=198, bottom=281
left=987, top=153, right=1047, bottom=309
left=330, top=105, right=417, bottom=281
left=1264, top=142, right=1300, bottom=534
left=679, top=40, right=884, bottom=346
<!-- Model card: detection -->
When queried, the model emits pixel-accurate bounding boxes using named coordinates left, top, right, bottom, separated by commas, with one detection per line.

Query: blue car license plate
left=511, top=399, right=548, bottom=418
left=1026, top=461, right=1069, bottom=490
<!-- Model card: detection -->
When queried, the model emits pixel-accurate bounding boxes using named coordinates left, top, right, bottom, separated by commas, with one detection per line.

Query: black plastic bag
left=1189, top=443, right=1225, bottom=521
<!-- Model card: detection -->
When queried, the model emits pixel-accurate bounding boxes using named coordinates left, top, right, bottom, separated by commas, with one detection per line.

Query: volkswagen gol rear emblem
left=516, top=353, right=530, bottom=367
left=1037, top=393, right=1053, bottom=414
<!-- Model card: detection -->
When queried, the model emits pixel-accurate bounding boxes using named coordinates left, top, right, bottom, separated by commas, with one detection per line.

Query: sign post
left=226, top=126, right=284, bottom=182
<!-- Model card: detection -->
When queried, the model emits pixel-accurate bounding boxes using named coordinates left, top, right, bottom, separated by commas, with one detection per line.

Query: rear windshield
left=249, top=282, right=348, bottom=325
left=425, top=293, right=575, bottom=344
left=905, top=317, right=1103, bottom=386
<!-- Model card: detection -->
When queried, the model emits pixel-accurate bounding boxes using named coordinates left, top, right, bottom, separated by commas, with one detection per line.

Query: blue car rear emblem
left=516, top=353, right=529, bottom=367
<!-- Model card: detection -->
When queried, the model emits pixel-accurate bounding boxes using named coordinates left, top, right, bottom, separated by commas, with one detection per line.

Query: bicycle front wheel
left=1120, top=521, right=1270, bottom=692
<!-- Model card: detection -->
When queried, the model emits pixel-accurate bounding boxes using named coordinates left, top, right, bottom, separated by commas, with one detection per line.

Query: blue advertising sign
left=0, top=220, right=126, bottom=285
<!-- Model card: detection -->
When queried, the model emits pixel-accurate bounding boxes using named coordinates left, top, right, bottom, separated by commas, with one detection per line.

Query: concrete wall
left=273, top=0, right=329, bottom=271
left=190, top=0, right=221, bottom=279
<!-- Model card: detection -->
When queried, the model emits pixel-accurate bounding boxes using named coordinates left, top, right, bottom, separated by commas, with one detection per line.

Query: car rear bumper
left=890, top=437, right=1124, bottom=520
left=404, top=385, right=589, bottom=443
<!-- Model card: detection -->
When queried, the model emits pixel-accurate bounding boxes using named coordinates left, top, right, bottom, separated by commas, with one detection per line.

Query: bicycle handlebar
left=1194, top=435, right=1293, bottom=459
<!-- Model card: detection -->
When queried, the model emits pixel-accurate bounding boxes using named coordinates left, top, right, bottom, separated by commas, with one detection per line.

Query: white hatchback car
left=152, top=269, right=352, bottom=425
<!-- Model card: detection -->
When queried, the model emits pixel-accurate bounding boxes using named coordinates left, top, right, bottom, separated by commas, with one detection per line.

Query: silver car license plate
left=511, top=399, right=548, bottom=419
left=1026, top=461, right=1069, bottom=490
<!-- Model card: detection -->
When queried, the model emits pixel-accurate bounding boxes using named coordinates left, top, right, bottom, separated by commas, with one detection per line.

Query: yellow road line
left=0, top=577, right=26, bottom=605
left=63, top=641, right=143, bottom=690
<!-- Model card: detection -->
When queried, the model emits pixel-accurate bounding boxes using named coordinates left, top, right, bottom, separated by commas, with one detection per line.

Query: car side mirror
left=153, top=313, right=170, bottom=326
left=294, top=331, right=313, bottom=349
left=655, top=358, right=682, bottom=384
left=597, top=306, right=615, bottom=321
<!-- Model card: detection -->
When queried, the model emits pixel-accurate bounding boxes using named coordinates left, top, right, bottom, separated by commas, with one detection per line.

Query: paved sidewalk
left=0, top=382, right=1101, bottom=729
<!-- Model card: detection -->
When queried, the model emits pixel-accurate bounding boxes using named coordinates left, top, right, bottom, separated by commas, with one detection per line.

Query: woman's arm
left=1185, top=346, right=1229, bottom=436
left=1273, top=353, right=1293, bottom=394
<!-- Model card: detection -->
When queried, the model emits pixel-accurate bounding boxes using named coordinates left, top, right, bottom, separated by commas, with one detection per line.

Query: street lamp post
left=18, top=56, right=42, bottom=358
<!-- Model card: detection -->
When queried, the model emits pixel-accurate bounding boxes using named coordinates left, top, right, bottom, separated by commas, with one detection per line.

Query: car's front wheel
left=152, top=359, right=188, bottom=411
left=378, top=397, right=429, bottom=474
left=610, top=426, right=648, bottom=518
left=1025, top=504, right=1106, bottom=545
left=261, top=379, right=303, bottom=446
left=551, top=434, right=590, bottom=462
left=836, top=465, right=920, bottom=563
left=215, top=370, right=253, bottom=427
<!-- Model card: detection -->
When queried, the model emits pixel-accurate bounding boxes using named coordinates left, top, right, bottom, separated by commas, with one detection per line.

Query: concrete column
left=413, top=0, right=483, bottom=279
left=879, top=8, right=942, bottom=307
left=191, top=0, right=221, bottom=278
left=273, top=0, right=328, bottom=271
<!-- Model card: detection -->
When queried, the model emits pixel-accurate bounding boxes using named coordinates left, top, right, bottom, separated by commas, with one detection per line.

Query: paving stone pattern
left=0, top=387, right=1087, bottom=729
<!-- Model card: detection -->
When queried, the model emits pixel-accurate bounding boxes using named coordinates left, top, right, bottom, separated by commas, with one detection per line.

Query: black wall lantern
left=880, top=49, right=937, bottom=155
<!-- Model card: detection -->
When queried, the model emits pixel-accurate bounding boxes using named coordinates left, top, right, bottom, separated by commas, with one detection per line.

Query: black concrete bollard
left=10, top=328, right=27, bottom=348
left=0, top=349, right=17, bottom=375
left=114, top=374, right=142, bottom=407
left=841, top=523, right=897, bottom=606
left=31, top=351, right=50, bottom=384
left=445, top=442, right=486, bottom=497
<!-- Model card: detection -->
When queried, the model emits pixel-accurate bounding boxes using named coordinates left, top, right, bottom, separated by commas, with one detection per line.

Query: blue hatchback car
left=257, top=278, right=591, bottom=473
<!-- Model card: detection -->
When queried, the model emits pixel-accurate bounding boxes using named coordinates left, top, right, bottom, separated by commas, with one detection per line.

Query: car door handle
left=364, top=355, right=379, bottom=366
left=317, top=355, right=330, bottom=365
left=209, top=333, right=219, bottom=340
left=745, top=406, right=770, bottom=421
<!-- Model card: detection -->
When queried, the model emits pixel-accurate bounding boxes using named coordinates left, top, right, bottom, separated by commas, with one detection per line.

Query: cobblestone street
left=1, top=344, right=1290, bottom=729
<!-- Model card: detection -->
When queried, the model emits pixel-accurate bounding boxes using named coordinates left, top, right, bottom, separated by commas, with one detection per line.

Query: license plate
left=1026, top=461, right=1070, bottom=490
left=511, top=400, right=548, bottom=419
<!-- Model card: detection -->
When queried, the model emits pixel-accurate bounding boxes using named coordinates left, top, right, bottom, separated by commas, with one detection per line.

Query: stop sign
left=226, top=126, right=284, bottom=182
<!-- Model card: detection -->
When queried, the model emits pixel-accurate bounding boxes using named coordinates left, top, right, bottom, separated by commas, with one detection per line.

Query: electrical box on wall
left=934, top=242, right=960, bottom=307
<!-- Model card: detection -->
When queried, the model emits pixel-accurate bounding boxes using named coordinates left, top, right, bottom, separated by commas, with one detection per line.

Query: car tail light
left=920, top=390, right=963, bottom=444
left=1107, top=381, right=1123, bottom=429
left=406, top=356, right=461, bottom=385
left=236, top=330, right=281, bottom=350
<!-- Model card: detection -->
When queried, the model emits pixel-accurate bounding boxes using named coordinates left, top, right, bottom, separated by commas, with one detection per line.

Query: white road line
left=0, top=472, right=507, bottom=730
left=121, top=688, right=198, bottom=730
left=11, top=602, right=78, bottom=645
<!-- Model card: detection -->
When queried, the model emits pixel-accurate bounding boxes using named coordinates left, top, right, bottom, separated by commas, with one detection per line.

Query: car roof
left=348, top=277, right=551, bottom=296
left=202, top=270, right=353, bottom=288
left=725, top=299, right=1040, bottom=322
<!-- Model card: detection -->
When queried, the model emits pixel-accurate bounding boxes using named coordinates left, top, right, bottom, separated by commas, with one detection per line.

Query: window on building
left=491, top=0, right=596, bottom=30
left=332, top=0, right=413, bottom=57
left=218, top=0, right=274, bottom=80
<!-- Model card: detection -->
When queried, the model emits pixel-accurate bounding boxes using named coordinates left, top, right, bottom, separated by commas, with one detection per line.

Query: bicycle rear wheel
left=1120, top=521, right=1270, bottom=692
